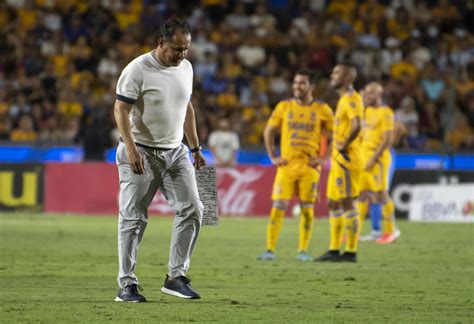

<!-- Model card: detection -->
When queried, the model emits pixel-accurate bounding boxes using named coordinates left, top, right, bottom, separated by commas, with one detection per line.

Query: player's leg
left=314, top=199, right=343, bottom=261
left=314, top=162, right=344, bottom=262
left=373, top=151, right=395, bottom=236
left=257, top=199, right=289, bottom=260
left=160, top=144, right=203, bottom=299
left=368, top=203, right=382, bottom=237
left=116, top=143, right=159, bottom=302
left=258, top=167, right=294, bottom=260
left=338, top=197, right=359, bottom=262
left=296, top=167, right=319, bottom=261
left=297, top=200, right=314, bottom=260
left=356, top=191, right=370, bottom=234
left=360, top=163, right=382, bottom=241
left=376, top=191, right=399, bottom=244
left=376, top=152, right=399, bottom=244
left=333, top=167, right=361, bottom=262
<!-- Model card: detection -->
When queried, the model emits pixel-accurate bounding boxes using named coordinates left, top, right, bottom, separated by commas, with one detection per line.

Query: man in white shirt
left=208, top=118, right=240, bottom=167
left=114, top=18, right=205, bottom=302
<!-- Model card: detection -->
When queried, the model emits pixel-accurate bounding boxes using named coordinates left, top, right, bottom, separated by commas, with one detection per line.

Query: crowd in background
left=0, top=0, right=473, bottom=159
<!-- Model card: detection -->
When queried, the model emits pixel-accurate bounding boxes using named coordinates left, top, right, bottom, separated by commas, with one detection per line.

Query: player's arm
left=184, top=101, right=205, bottom=169
left=393, top=120, right=407, bottom=147
left=309, top=106, right=333, bottom=167
left=264, top=123, right=287, bottom=166
left=337, top=116, right=361, bottom=152
left=366, top=130, right=393, bottom=170
left=322, top=105, right=335, bottom=159
left=114, top=99, right=144, bottom=174
left=367, top=109, right=395, bottom=169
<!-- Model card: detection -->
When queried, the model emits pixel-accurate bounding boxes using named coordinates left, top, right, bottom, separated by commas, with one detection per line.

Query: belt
left=119, top=137, right=173, bottom=151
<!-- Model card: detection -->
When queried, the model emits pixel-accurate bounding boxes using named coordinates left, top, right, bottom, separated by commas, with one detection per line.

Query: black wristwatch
left=190, top=145, right=202, bottom=153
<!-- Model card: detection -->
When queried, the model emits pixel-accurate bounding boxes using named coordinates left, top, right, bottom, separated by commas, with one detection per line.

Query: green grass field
left=0, top=213, right=472, bottom=323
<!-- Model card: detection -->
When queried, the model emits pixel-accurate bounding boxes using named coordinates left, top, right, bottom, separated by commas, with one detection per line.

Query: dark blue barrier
left=0, top=145, right=472, bottom=170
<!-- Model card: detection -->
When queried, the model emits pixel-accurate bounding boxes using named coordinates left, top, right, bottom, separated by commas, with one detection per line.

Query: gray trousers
left=116, top=142, right=204, bottom=288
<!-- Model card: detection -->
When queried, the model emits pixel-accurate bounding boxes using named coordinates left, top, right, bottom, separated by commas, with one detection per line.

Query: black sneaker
left=334, top=252, right=357, bottom=263
left=314, top=250, right=340, bottom=262
left=115, top=284, right=147, bottom=302
left=161, top=275, right=201, bottom=299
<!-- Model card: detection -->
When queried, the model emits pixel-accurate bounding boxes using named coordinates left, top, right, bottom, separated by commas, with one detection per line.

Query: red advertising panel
left=45, top=163, right=119, bottom=214
left=44, top=163, right=329, bottom=217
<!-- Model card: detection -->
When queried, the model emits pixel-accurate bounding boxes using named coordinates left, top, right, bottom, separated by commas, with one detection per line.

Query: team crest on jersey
left=311, top=112, right=316, bottom=121
left=349, top=101, right=356, bottom=108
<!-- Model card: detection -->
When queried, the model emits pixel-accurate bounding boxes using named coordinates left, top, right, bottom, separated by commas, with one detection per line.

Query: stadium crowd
left=0, top=0, right=473, bottom=159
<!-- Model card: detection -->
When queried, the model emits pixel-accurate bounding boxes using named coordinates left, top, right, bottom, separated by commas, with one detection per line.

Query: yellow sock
left=356, top=200, right=369, bottom=234
left=298, top=207, right=314, bottom=252
left=266, top=207, right=285, bottom=251
left=382, top=199, right=395, bottom=235
left=329, top=210, right=345, bottom=251
left=345, top=210, right=360, bottom=253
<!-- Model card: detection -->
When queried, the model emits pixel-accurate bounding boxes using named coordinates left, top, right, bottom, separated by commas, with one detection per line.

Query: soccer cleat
left=297, top=251, right=312, bottom=262
left=115, top=284, right=147, bottom=302
left=161, top=275, right=201, bottom=299
left=376, top=233, right=398, bottom=244
left=359, top=230, right=382, bottom=242
left=313, top=250, right=340, bottom=262
left=333, top=252, right=357, bottom=263
left=394, top=228, right=401, bottom=239
left=257, top=250, right=276, bottom=261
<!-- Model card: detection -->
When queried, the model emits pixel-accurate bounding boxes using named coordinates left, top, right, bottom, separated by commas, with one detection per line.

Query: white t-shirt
left=116, top=51, right=193, bottom=148
left=208, top=130, right=240, bottom=165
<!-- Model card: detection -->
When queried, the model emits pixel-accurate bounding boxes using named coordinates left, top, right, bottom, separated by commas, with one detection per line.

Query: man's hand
left=271, top=157, right=288, bottom=167
left=126, top=145, right=145, bottom=174
left=336, top=141, right=346, bottom=152
left=308, top=156, right=324, bottom=168
left=365, top=158, right=376, bottom=171
left=193, top=151, right=206, bottom=170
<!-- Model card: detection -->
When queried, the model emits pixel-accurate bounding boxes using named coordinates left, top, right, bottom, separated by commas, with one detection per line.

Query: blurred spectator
left=80, top=97, right=111, bottom=160
left=10, top=114, right=37, bottom=142
left=396, top=96, right=421, bottom=149
left=39, top=115, right=63, bottom=143
left=194, top=50, right=218, bottom=82
left=421, top=63, right=446, bottom=103
left=250, top=3, right=276, bottom=37
left=226, top=3, right=250, bottom=31
left=380, top=37, right=402, bottom=76
left=445, top=113, right=474, bottom=150
left=9, top=95, right=31, bottom=122
left=419, top=101, right=442, bottom=150
left=236, top=36, right=266, bottom=70
left=208, top=118, right=240, bottom=167
left=97, top=49, right=120, bottom=80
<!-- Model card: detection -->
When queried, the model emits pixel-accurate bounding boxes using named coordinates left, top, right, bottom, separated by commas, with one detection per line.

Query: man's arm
left=113, top=99, right=144, bottom=174
left=366, top=130, right=393, bottom=170
left=184, top=101, right=205, bottom=169
left=337, top=116, right=361, bottom=151
left=263, top=123, right=287, bottom=166
left=309, top=129, right=332, bottom=168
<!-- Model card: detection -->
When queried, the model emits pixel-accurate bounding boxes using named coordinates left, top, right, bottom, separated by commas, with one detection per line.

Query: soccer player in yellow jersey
left=357, top=82, right=400, bottom=244
left=257, top=70, right=334, bottom=261
left=315, top=63, right=363, bottom=263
